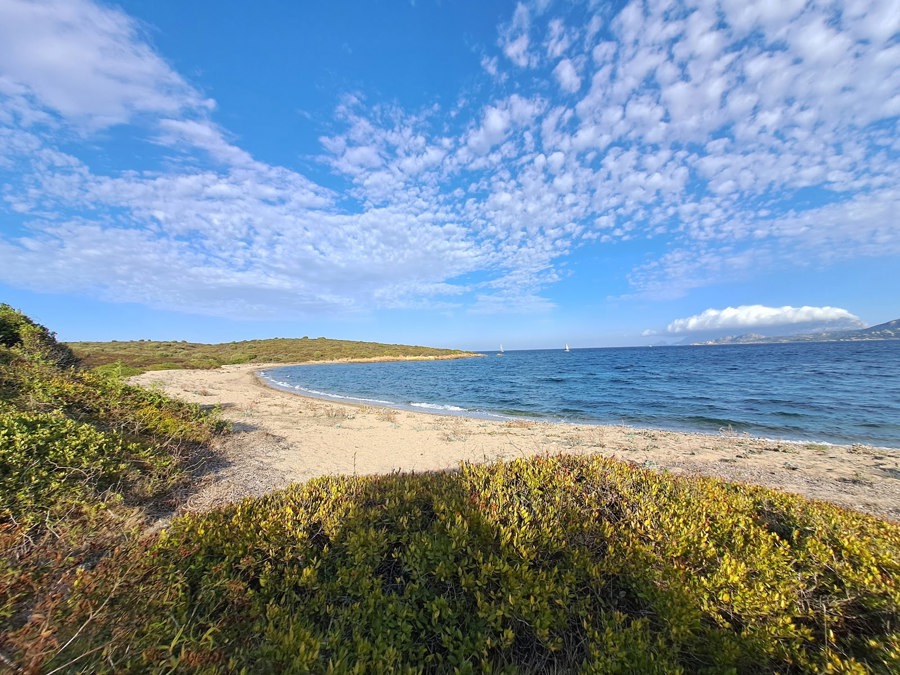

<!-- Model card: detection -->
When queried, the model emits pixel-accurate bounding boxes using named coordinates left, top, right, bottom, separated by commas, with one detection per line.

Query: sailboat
left=497, top=344, right=504, bottom=356
left=564, top=343, right=571, bottom=352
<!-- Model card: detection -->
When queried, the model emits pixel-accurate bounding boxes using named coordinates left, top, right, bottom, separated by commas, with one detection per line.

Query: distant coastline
left=689, top=317, right=900, bottom=345
left=67, top=336, right=480, bottom=374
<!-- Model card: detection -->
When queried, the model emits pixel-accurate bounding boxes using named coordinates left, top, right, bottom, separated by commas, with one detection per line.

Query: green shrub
left=92, top=361, right=144, bottom=379
left=0, top=410, right=170, bottom=525
left=0, top=303, right=77, bottom=368
left=1, top=359, right=222, bottom=450
left=51, top=455, right=900, bottom=673
left=0, top=307, right=225, bottom=669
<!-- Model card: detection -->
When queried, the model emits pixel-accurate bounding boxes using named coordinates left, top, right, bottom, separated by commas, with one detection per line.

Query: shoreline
left=258, top=365, right=893, bottom=451
left=129, top=362, right=900, bottom=521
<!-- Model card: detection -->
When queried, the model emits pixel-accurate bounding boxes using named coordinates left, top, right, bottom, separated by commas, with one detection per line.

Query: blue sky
left=1, top=0, right=898, bottom=350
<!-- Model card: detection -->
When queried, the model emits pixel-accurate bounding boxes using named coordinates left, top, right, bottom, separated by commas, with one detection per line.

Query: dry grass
left=439, top=418, right=470, bottom=442
left=504, top=419, right=537, bottom=429
left=376, top=407, right=400, bottom=423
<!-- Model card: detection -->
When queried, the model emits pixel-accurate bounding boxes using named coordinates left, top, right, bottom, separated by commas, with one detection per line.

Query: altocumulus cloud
left=0, top=0, right=899, bottom=319
left=667, top=305, right=866, bottom=334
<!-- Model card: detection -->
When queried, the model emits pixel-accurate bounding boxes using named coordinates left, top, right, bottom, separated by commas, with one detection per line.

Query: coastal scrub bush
left=49, top=455, right=900, bottom=673
left=91, top=361, right=145, bottom=379
left=0, top=410, right=173, bottom=526
left=0, top=305, right=225, bottom=669
left=1, top=358, right=222, bottom=451
left=0, top=303, right=77, bottom=368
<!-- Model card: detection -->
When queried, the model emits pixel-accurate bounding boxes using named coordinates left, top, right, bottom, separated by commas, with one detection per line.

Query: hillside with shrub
left=1, top=304, right=225, bottom=671
left=69, top=337, right=476, bottom=375
left=1, top=303, right=898, bottom=673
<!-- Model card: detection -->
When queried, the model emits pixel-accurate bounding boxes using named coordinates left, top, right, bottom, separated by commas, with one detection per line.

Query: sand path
left=129, top=363, right=900, bottom=521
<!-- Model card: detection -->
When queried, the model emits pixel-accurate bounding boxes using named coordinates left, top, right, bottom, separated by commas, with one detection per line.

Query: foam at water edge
left=259, top=373, right=395, bottom=406
left=410, top=402, right=467, bottom=412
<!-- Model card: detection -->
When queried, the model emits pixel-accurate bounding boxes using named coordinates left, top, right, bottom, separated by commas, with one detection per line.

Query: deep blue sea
left=260, top=341, right=900, bottom=449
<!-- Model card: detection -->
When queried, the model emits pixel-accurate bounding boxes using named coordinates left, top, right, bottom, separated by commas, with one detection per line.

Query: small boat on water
left=497, top=344, right=504, bottom=356
left=564, top=343, right=571, bottom=352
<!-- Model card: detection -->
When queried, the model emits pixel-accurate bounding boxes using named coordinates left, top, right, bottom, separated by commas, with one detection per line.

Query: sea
left=259, top=341, right=900, bottom=449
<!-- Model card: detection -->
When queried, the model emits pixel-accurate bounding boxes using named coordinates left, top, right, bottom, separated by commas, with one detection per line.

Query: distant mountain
left=691, top=318, right=900, bottom=345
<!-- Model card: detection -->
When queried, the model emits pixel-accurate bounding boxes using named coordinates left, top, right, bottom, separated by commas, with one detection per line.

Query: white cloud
left=545, top=18, right=572, bottom=58
left=0, top=173, right=491, bottom=318
left=156, top=119, right=253, bottom=166
left=499, top=3, right=534, bottom=67
left=480, top=55, right=500, bottom=78
left=1, top=0, right=899, bottom=322
left=0, top=0, right=210, bottom=128
left=667, top=305, right=866, bottom=334
left=467, top=105, right=510, bottom=154
left=553, top=58, right=581, bottom=93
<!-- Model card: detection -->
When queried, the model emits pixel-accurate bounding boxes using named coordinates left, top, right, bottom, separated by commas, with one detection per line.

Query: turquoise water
left=260, top=341, right=900, bottom=448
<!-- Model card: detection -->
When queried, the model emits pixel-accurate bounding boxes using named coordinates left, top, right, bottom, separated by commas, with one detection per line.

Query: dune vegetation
left=2, top=303, right=899, bottom=673
left=69, top=336, right=476, bottom=376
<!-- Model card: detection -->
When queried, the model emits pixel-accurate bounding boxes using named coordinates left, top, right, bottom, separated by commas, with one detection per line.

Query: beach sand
left=129, top=363, right=900, bottom=521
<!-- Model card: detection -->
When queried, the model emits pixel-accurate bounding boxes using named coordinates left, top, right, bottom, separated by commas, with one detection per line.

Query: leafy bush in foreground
left=0, top=359, right=222, bottom=452
left=51, top=455, right=899, bottom=673
left=0, top=305, right=224, bottom=670
left=0, top=411, right=172, bottom=526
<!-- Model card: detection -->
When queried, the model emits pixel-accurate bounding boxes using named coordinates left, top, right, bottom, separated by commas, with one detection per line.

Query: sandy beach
left=129, top=363, right=900, bottom=521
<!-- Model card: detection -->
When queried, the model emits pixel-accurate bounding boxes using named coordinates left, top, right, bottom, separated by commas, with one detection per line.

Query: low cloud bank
left=667, top=305, right=865, bottom=334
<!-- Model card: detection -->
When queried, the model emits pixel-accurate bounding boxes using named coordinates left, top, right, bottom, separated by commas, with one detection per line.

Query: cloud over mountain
left=667, top=305, right=866, bottom=334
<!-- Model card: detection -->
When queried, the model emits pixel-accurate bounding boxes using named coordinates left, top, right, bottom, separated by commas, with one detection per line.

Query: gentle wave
left=409, top=402, right=467, bottom=412
left=260, top=374, right=396, bottom=406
